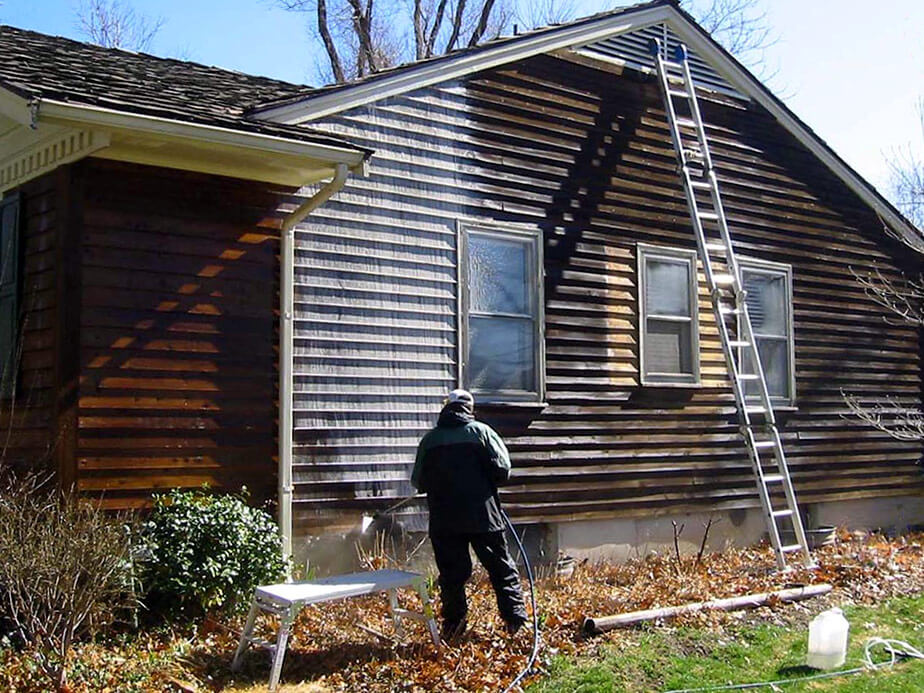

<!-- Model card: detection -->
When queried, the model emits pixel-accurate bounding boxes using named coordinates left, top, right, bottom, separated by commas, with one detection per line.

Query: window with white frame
left=740, top=260, right=795, bottom=405
left=461, top=225, right=543, bottom=401
left=638, top=244, right=700, bottom=385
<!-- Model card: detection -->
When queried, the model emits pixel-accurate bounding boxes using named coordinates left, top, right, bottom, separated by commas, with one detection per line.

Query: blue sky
left=2, top=0, right=921, bottom=195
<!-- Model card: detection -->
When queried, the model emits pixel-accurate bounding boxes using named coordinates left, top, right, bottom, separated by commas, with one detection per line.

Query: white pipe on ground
left=279, top=163, right=350, bottom=566
left=583, top=583, right=833, bottom=634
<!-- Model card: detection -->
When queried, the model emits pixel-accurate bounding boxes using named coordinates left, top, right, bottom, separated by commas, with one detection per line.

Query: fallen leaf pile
left=2, top=531, right=922, bottom=691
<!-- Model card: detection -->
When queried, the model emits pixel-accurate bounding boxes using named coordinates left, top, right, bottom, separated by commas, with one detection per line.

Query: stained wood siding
left=0, top=171, right=60, bottom=475
left=297, top=53, right=923, bottom=532
left=74, top=160, right=282, bottom=507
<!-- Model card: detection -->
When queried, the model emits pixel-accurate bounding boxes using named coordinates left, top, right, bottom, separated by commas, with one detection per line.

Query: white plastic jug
left=807, top=607, right=849, bottom=669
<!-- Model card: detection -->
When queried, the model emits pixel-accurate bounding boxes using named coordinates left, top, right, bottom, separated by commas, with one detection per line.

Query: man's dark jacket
left=411, top=403, right=511, bottom=535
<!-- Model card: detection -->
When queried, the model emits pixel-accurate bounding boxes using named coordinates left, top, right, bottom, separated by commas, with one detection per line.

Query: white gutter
left=278, top=162, right=350, bottom=565
left=36, top=98, right=366, bottom=168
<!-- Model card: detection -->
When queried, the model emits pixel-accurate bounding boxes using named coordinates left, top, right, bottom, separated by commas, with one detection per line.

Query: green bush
left=142, top=488, right=288, bottom=615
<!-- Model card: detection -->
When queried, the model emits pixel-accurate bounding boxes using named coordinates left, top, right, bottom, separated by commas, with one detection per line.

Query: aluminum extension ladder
left=648, top=39, right=813, bottom=570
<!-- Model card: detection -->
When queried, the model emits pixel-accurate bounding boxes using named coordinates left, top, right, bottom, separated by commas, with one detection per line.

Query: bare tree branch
left=75, top=0, right=164, bottom=51
left=842, top=391, right=924, bottom=442
left=467, top=0, right=497, bottom=47
left=445, top=0, right=470, bottom=53
left=886, top=98, right=924, bottom=232
left=426, top=0, right=450, bottom=57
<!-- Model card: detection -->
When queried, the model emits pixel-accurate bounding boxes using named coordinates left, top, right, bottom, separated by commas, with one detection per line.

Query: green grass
left=530, top=594, right=924, bottom=692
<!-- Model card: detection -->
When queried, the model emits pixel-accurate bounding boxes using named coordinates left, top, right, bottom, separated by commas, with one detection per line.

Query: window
left=460, top=225, right=543, bottom=401
left=0, top=193, right=20, bottom=398
left=638, top=244, right=700, bottom=385
left=739, top=260, right=795, bottom=405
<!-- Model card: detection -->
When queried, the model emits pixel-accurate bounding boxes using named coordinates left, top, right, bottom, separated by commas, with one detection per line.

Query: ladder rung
left=691, top=180, right=712, bottom=190
left=662, top=59, right=684, bottom=70
left=676, top=117, right=697, bottom=128
left=698, top=212, right=719, bottom=220
left=728, top=339, right=750, bottom=347
left=668, top=89, right=690, bottom=98
left=772, top=509, right=793, bottom=518
left=706, top=242, right=727, bottom=253
left=714, top=274, right=736, bottom=285
left=781, top=544, right=804, bottom=553
left=753, top=440, right=775, bottom=449
left=746, top=406, right=767, bottom=415
left=763, top=474, right=784, bottom=483
left=739, top=374, right=759, bottom=381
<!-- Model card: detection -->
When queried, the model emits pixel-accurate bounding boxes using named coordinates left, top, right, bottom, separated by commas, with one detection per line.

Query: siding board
left=294, top=52, right=923, bottom=534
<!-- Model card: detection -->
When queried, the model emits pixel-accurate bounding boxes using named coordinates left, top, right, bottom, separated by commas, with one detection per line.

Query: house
left=1, top=0, right=922, bottom=563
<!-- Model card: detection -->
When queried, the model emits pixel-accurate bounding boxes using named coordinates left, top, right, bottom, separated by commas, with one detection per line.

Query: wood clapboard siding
left=296, top=52, right=923, bottom=532
left=0, top=170, right=60, bottom=474
left=74, top=160, right=283, bottom=506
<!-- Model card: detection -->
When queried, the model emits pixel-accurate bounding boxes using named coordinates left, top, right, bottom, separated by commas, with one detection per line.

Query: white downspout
left=279, top=162, right=350, bottom=564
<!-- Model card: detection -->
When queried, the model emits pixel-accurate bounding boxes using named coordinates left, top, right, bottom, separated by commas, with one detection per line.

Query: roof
left=249, top=0, right=921, bottom=243
left=0, top=24, right=363, bottom=153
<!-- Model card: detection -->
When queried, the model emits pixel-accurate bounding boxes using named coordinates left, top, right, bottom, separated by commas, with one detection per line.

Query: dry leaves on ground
left=206, top=530, right=924, bottom=692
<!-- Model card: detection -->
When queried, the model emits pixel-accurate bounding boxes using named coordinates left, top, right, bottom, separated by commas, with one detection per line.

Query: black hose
left=501, top=508, right=540, bottom=693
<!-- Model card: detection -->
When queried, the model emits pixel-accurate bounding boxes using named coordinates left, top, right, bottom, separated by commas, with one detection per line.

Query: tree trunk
left=317, top=0, right=345, bottom=83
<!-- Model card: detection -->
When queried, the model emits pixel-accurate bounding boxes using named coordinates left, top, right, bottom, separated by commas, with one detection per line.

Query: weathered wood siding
left=74, top=160, right=282, bottom=507
left=298, top=54, right=923, bottom=531
left=0, top=170, right=62, bottom=476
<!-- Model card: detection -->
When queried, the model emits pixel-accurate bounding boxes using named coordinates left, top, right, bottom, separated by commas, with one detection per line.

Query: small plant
left=142, top=488, right=288, bottom=615
left=0, top=472, right=138, bottom=691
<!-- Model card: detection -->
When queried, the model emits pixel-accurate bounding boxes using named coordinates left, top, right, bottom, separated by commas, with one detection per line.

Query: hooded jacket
left=411, top=402, right=511, bottom=535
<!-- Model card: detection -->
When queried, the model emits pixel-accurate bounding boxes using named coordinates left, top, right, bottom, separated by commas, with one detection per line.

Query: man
left=411, top=388, right=528, bottom=641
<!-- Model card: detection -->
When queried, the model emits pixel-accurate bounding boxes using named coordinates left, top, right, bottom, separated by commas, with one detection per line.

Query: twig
left=671, top=520, right=685, bottom=576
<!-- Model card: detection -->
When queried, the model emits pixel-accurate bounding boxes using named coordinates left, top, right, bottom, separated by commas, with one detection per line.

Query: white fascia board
left=38, top=99, right=367, bottom=170
left=0, top=87, right=33, bottom=127
left=258, top=5, right=670, bottom=125
left=662, top=19, right=921, bottom=244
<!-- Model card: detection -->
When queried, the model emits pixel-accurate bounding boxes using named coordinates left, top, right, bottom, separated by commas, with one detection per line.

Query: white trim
left=37, top=98, right=366, bottom=169
left=0, top=89, right=33, bottom=127
left=458, top=220, right=546, bottom=404
left=254, top=2, right=919, bottom=244
left=257, top=7, right=668, bottom=124
left=0, top=124, right=110, bottom=194
left=637, top=243, right=701, bottom=387
left=738, top=256, right=796, bottom=407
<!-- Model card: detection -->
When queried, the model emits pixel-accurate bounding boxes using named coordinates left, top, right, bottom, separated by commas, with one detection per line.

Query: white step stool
left=231, top=569, right=440, bottom=691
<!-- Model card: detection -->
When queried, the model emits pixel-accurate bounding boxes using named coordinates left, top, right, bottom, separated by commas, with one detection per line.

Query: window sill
left=476, top=400, right=549, bottom=411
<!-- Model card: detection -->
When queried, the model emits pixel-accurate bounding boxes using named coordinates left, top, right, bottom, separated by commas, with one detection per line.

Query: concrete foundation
left=556, top=494, right=924, bottom=562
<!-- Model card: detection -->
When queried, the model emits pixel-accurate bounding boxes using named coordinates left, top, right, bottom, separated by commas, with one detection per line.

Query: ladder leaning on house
left=647, top=39, right=814, bottom=570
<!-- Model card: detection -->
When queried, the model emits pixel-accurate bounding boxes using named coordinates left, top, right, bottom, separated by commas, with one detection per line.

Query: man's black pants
left=430, top=530, right=527, bottom=628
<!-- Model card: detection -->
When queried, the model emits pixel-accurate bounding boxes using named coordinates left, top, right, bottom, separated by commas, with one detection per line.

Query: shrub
left=142, top=488, right=288, bottom=615
left=0, top=472, right=138, bottom=691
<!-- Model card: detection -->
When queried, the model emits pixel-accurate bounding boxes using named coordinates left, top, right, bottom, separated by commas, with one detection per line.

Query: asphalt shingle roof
left=0, top=24, right=363, bottom=152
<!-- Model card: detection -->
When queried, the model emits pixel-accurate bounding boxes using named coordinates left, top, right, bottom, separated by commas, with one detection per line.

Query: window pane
left=470, top=235, right=529, bottom=315
left=645, top=318, right=692, bottom=376
left=744, top=272, right=786, bottom=336
left=469, top=316, right=534, bottom=391
left=645, top=257, right=691, bottom=317
left=743, top=338, right=789, bottom=399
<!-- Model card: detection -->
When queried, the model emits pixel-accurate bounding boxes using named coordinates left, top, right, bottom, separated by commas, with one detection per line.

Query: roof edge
left=36, top=97, right=369, bottom=168
left=252, top=1, right=672, bottom=123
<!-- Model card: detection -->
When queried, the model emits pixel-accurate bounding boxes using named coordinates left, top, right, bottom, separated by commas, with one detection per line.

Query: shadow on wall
left=75, top=160, right=285, bottom=507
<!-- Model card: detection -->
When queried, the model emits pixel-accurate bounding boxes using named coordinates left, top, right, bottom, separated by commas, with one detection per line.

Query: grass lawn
left=530, top=593, right=924, bottom=692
